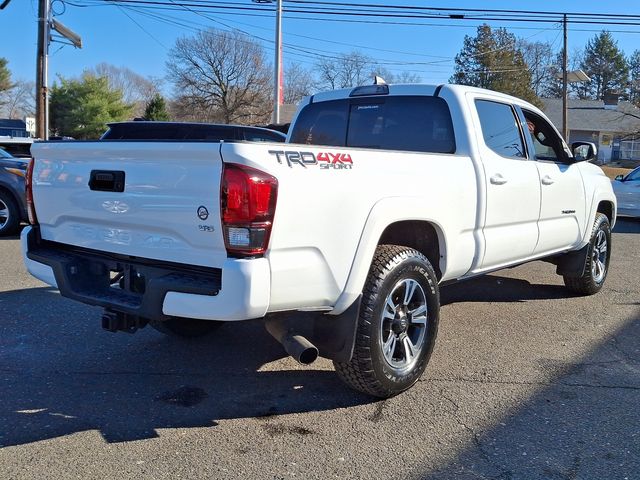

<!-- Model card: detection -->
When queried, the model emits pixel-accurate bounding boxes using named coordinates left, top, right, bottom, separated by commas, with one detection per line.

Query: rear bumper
left=21, top=226, right=270, bottom=321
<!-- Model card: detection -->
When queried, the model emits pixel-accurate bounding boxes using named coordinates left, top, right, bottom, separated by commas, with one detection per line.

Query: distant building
left=0, top=119, right=29, bottom=138
left=543, top=97, right=640, bottom=163
left=279, top=104, right=298, bottom=124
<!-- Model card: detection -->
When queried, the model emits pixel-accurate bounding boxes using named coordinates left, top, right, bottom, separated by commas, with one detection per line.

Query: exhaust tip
left=298, top=346, right=319, bottom=365
left=283, top=334, right=319, bottom=365
left=264, top=320, right=320, bottom=365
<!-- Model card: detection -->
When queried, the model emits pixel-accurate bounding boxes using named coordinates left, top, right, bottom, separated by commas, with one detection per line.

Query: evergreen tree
left=0, top=58, right=12, bottom=93
left=580, top=31, right=629, bottom=99
left=50, top=73, right=133, bottom=139
left=451, top=24, right=540, bottom=106
left=629, top=50, right=640, bottom=106
left=143, top=94, right=170, bottom=121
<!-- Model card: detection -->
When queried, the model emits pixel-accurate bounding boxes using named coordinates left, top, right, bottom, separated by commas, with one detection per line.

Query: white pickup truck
left=23, top=83, right=616, bottom=397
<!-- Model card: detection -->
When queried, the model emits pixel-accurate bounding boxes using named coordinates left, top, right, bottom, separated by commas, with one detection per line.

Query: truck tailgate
left=30, top=142, right=227, bottom=268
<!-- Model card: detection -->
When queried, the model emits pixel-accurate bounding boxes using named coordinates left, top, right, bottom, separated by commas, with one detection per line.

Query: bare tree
left=371, top=66, right=421, bottom=84
left=284, top=62, right=314, bottom=105
left=316, top=51, right=373, bottom=90
left=518, top=40, right=555, bottom=97
left=166, top=29, right=272, bottom=124
left=0, top=79, right=35, bottom=118
left=87, top=63, right=159, bottom=117
left=316, top=57, right=341, bottom=90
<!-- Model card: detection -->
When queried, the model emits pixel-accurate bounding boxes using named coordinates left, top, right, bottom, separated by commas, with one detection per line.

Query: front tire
left=334, top=245, right=440, bottom=398
left=563, top=213, right=611, bottom=295
left=150, top=317, right=223, bottom=338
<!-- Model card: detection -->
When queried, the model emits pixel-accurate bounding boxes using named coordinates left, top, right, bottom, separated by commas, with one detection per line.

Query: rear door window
left=475, top=100, right=526, bottom=159
left=289, top=96, right=455, bottom=154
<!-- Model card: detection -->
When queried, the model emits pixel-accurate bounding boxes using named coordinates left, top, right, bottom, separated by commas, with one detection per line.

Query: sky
left=2, top=0, right=640, bottom=95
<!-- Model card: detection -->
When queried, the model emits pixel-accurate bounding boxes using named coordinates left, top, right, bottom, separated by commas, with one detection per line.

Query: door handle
left=541, top=175, right=554, bottom=185
left=490, top=174, right=507, bottom=185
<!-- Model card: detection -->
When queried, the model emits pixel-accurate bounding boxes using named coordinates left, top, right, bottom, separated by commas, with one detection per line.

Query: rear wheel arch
left=331, top=211, right=448, bottom=316
left=378, top=220, right=445, bottom=280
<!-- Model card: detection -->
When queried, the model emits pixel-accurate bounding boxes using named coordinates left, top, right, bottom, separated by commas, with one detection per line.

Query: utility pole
left=252, top=0, right=283, bottom=124
left=36, top=0, right=50, bottom=140
left=273, top=0, right=283, bottom=124
left=562, top=14, right=568, bottom=141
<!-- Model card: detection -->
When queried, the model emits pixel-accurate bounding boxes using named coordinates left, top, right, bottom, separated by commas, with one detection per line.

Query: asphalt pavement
left=0, top=220, right=639, bottom=479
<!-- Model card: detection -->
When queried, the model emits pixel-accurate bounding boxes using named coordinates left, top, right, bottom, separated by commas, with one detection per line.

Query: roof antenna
left=373, top=76, right=386, bottom=85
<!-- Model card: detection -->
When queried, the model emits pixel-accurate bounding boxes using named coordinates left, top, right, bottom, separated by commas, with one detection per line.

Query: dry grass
left=601, top=166, right=632, bottom=180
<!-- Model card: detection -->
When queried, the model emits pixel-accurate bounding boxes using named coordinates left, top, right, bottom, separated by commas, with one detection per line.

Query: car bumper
left=21, top=226, right=271, bottom=321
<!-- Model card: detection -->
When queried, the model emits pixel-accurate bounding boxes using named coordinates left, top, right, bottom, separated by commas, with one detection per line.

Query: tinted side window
left=290, top=96, right=455, bottom=153
left=289, top=100, right=349, bottom=146
left=627, top=168, right=640, bottom=181
left=522, top=110, right=566, bottom=162
left=101, top=124, right=237, bottom=141
left=476, top=100, right=525, bottom=159
left=242, top=130, right=286, bottom=142
left=0, top=143, right=32, bottom=158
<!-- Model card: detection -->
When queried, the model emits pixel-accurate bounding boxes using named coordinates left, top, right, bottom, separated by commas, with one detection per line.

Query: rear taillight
left=25, top=158, right=38, bottom=225
left=221, top=163, right=278, bottom=257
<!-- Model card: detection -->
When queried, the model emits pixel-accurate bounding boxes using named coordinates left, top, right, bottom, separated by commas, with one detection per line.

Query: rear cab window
left=289, top=96, right=456, bottom=154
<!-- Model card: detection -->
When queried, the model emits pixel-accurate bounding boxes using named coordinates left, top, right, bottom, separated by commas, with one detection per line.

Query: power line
left=116, top=3, right=168, bottom=48
left=69, top=1, right=640, bottom=33
left=111, top=5, right=566, bottom=77
left=73, top=0, right=640, bottom=26
left=114, top=1, right=562, bottom=68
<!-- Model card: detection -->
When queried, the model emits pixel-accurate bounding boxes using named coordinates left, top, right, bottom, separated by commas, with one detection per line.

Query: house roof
left=543, top=98, right=640, bottom=135
left=0, top=119, right=27, bottom=129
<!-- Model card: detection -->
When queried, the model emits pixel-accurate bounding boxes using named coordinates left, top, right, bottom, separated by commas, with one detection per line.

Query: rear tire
left=150, top=317, right=223, bottom=338
left=333, top=245, right=440, bottom=398
left=0, top=190, right=20, bottom=236
left=563, top=213, right=611, bottom=295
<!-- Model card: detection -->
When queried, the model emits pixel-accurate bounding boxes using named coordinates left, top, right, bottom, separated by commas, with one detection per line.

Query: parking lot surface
left=1, top=220, right=639, bottom=479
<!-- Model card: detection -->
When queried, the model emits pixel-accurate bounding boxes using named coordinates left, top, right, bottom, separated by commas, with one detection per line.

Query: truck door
left=473, top=98, right=541, bottom=270
left=519, top=108, right=587, bottom=255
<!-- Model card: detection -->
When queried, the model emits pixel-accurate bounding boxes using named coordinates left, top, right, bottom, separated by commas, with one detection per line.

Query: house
left=0, top=119, right=29, bottom=138
left=543, top=97, right=640, bottom=163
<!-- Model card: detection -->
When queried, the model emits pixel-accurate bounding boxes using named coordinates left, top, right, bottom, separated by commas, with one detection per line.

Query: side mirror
left=571, top=141, right=597, bottom=162
left=615, top=174, right=624, bottom=181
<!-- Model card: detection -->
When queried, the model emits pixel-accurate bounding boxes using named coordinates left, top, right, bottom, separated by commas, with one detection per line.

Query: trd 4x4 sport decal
left=268, top=150, right=353, bottom=169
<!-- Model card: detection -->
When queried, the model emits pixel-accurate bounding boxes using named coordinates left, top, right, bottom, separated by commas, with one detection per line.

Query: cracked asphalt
left=1, top=219, right=639, bottom=480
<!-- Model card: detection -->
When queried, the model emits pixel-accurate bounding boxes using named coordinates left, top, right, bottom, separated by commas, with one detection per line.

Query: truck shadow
left=441, top=275, right=570, bottom=305
left=613, top=217, right=640, bottom=234
left=0, top=287, right=371, bottom=447
left=419, top=313, right=640, bottom=479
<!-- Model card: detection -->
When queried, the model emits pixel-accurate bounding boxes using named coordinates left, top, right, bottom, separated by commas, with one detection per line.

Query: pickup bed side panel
left=220, top=143, right=478, bottom=314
